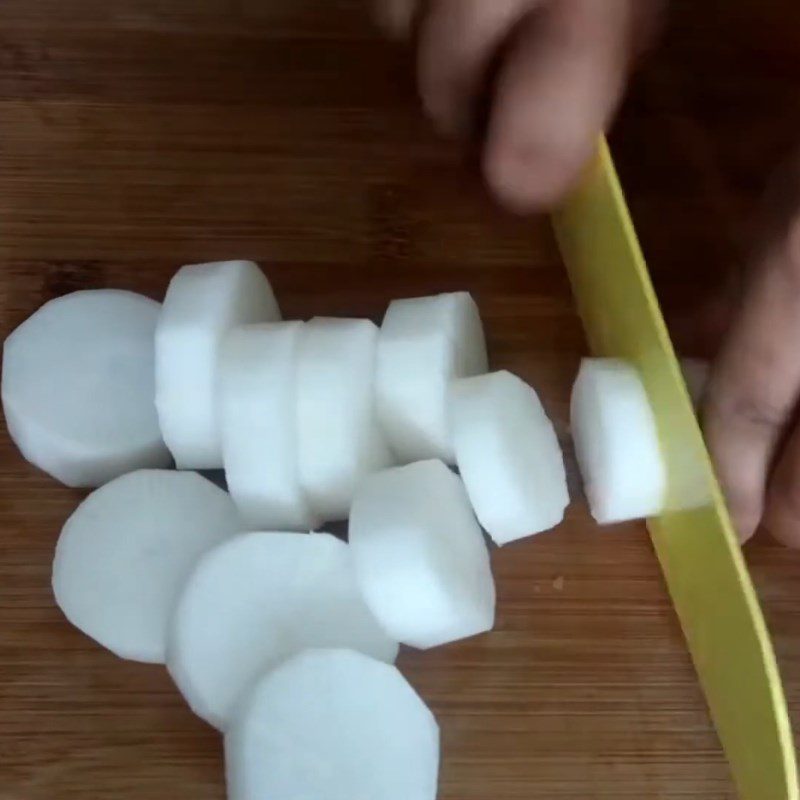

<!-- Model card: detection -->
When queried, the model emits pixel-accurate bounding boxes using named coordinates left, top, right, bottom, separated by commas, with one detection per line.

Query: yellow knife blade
left=553, top=137, right=797, bottom=800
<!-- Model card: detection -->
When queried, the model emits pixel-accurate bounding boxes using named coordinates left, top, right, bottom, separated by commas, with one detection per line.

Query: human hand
left=704, top=158, right=800, bottom=546
left=374, top=0, right=663, bottom=211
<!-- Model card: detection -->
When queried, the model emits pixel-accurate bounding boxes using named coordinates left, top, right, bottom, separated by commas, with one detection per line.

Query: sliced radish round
left=570, top=358, right=666, bottom=524
left=297, top=317, right=393, bottom=522
left=376, top=292, right=487, bottom=463
left=156, top=260, right=280, bottom=469
left=52, top=469, right=241, bottom=663
left=219, top=322, right=317, bottom=530
left=349, top=459, right=495, bottom=650
left=168, top=532, right=398, bottom=730
left=2, top=290, right=170, bottom=487
left=452, top=370, right=568, bottom=545
left=225, top=649, right=439, bottom=800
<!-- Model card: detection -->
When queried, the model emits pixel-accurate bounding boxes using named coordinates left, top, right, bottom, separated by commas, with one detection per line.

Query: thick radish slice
left=349, top=459, right=495, bottom=650
left=297, top=317, right=393, bottom=522
left=2, top=290, right=169, bottom=487
left=376, top=292, right=487, bottom=463
left=570, top=358, right=666, bottom=524
left=168, top=532, right=398, bottom=730
left=52, top=470, right=241, bottom=663
left=219, top=322, right=318, bottom=530
left=225, top=649, right=439, bottom=800
left=156, top=260, right=280, bottom=469
left=452, top=370, right=568, bottom=544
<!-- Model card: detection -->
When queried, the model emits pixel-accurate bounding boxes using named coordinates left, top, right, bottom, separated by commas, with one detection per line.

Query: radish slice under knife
left=225, top=649, right=439, bottom=800
left=349, top=459, right=495, bottom=649
left=571, top=358, right=666, bottom=524
left=376, top=292, right=487, bottom=463
left=297, top=317, right=393, bottom=522
left=219, top=322, right=318, bottom=531
left=2, top=290, right=170, bottom=487
left=451, top=370, right=568, bottom=544
left=52, top=470, right=242, bottom=664
left=156, top=260, right=280, bottom=469
left=168, top=532, right=398, bottom=730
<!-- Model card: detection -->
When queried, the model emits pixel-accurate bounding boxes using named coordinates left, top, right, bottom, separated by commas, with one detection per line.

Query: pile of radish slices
left=1, top=260, right=667, bottom=800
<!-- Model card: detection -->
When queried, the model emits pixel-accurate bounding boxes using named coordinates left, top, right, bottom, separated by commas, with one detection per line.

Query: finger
left=704, top=231, right=800, bottom=542
left=417, top=0, right=540, bottom=137
left=763, top=422, right=800, bottom=547
left=374, top=0, right=419, bottom=40
left=484, top=0, right=638, bottom=211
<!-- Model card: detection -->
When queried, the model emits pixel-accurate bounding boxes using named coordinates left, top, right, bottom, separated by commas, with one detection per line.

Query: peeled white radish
left=297, top=317, right=393, bottom=521
left=2, top=290, right=170, bottom=487
left=225, top=649, right=439, bottom=800
left=376, top=292, right=487, bottom=463
left=451, top=370, right=568, bottom=544
left=349, top=459, right=495, bottom=650
left=52, top=470, right=241, bottom=663
left=571, top=358, right=666, bottom=524
left=219, top=322, right=317, bottom=530
left=155, top=260, right=280, bottom=469
left=168, top=531, right=398, bottom=730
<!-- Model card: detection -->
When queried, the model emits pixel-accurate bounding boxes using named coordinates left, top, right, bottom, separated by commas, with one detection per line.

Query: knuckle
left=707, top=390, right=787, bottom=435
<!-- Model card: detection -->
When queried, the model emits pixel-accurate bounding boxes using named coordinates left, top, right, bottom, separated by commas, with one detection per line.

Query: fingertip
left=764, top=522, right=800, bottom=548
left=763, top=470, right=800, bottom=548
left=482, top=134, right=587, bottom=213
left=732, top=506, right=761, bottom=545
left=703, top=407, right=767, bottom=545
left=374, top=0, right=417, bottom=40
left=480, top=0, right=634, bottom=214
left=763, top=507, right=800, bottom=549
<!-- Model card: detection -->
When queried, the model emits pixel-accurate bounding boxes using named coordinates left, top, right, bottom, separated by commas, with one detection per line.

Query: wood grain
left=1, top=1, right=799, bottom=798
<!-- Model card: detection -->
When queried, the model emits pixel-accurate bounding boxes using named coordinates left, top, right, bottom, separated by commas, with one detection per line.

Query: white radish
left=349, top=459, right=495, bottom=650
left=570, top=358, right=666, bottom=524
left=52, top=470, right=241, bottom=663
left=155, top=260, right=280, bottom=469
left=376, top=292, right=487, bottom=463
left=168, top=532, right=398, bottom=730
left=297, top=317, right=393, bottom=522
left=451, top=370, right=568, bottom=544
left=225, top=649, right=439, bottom=800
left=2, top=290, right=170, bottom=487
left=219, top=322, right=318, bottom=530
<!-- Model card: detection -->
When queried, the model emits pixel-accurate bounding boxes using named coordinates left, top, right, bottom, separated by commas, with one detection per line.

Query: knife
left=553, top=137, right=798, bottom=800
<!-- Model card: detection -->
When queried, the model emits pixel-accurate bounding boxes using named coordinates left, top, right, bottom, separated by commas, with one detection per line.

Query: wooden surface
left=1, top=1, right=800, bottom=798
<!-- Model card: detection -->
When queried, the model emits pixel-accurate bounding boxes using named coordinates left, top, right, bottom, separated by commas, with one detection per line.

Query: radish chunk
left=570, top=358, right=666, bottom=524
left=219, top=322, right=317, bottom=530
left=52, top=470, right=241, bottom=664
left=225, top=649, right=439, bottom=800
left=349, top=460, right=495, bottom=649
left=297, top=318, right=393, bottom=522
left=376, top=292, right=487, bottom=463
left=168, top=532, right=398, bottom=730
left=2, top=290, right=169, bottom=487
left=155, top=260, right=280, bottom=469
left=452, top=370, right=568, bottom=544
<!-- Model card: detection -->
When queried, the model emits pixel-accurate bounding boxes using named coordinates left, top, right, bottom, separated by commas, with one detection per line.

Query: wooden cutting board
left=1, top=1, right=798, bottom=797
